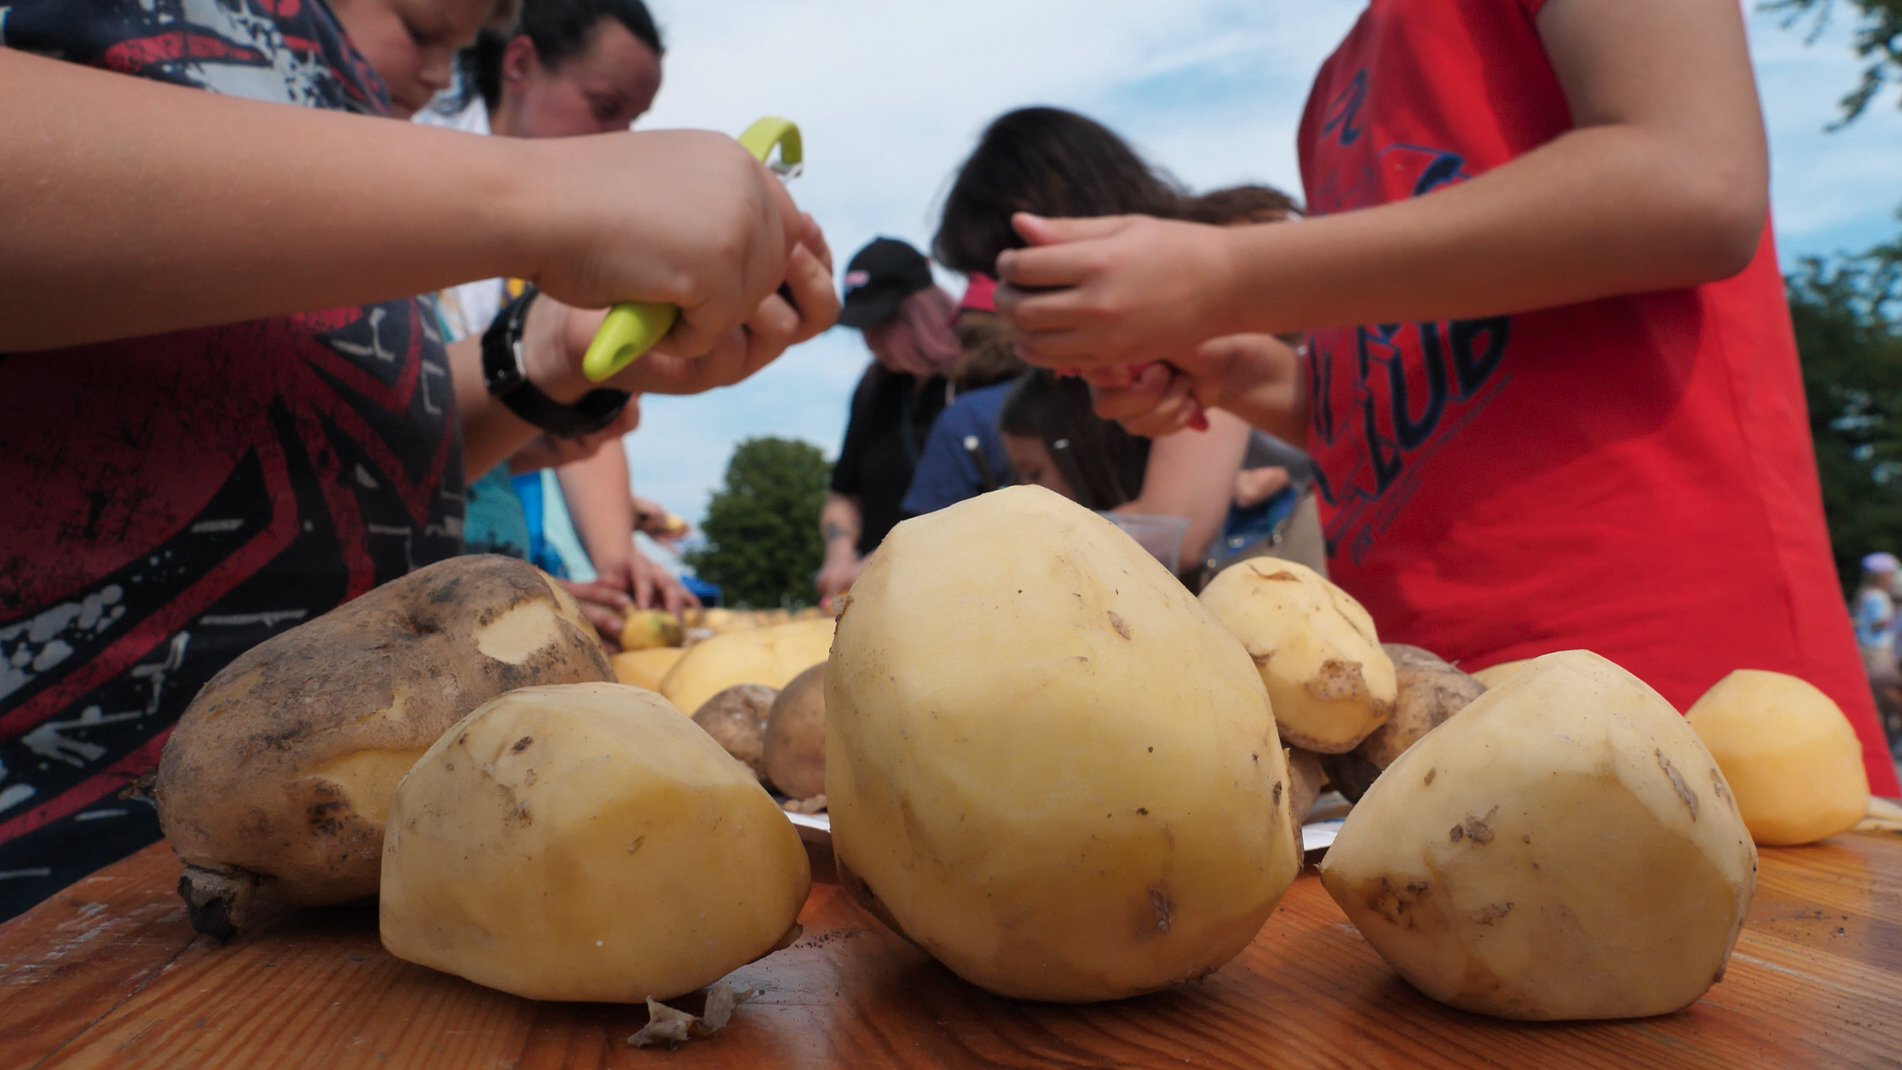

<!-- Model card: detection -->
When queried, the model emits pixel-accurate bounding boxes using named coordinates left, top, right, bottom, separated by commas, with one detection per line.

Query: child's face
left=1002, top=432, right=1075, bottom=501
left=331, top=0, right=493, bottom=118
left=498, top=20, right=663, bottom=138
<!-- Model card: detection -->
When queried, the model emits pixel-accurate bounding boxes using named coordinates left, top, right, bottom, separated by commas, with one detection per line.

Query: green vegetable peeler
left=581, top=117, right=805, bottom=383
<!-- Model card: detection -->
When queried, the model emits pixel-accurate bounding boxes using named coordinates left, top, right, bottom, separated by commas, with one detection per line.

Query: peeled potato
left=618, top=609, right=684, bottom=651
left=611, top=646, right=686, bottom=692
left=1199, top=559, right=1396, bottom=753
left=659, top=617, right=834, bottom=716
left=828, top=486, right=1300, bottom=1002
left=379, top=683, right=810, bottom=1003
left=1687, top=670, right=1870, bottom=846
left=1319, top=651, right=1757, bottom=1021
left=1327, top=644, right=1485, bottom=801
left=1471, top=658, right=1536, bottom=689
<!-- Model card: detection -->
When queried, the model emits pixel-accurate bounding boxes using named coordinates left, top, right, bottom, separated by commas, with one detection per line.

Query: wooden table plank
left=3, top=833, right=1898, bottom=1069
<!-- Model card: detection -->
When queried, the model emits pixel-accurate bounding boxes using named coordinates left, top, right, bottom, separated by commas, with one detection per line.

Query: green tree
left=1792, top=253, right=1902, bottom=592
left=1765, top=0, right=1902, bottom=125
left=685, top=437, right=830, bottom=608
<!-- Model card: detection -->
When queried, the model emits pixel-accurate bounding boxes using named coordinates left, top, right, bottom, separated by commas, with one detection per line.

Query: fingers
left=780, top=241, right=840, bottom=345
left=800, top=213, right=834, bottom=274
left=631, top=563, right=656, bottom=610
left=667, top=158, right=791, bottom=358
left=1090, top=364, right=1200, bottom=439
left=1010, top=212, right=1133, bottom=248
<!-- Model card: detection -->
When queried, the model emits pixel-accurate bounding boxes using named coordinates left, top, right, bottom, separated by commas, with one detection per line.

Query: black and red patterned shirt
left=0, top=0, right=465, bottom=918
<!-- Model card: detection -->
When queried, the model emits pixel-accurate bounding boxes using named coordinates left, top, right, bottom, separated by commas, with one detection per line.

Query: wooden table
left=4, top=833, right=1898, bottom=1070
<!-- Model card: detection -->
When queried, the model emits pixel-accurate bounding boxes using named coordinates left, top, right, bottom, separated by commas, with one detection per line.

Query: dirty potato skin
left=1286, top=748, right=1328, bottom=843
left=763, top=663, right=827, bottom=800
left=1327, top=644, right=1485, bottom=801
left=691, top=684, right=778, bottom=781
left=154, top=556, right=612, bottom=938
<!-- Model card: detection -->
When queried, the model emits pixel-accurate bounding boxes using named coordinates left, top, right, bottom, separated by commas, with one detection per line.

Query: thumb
left=1011, top=212, right=1133, bottom=248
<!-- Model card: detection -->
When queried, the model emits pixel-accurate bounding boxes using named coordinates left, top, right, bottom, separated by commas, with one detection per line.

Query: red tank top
left=1296, top=0, right=1897, bottom=793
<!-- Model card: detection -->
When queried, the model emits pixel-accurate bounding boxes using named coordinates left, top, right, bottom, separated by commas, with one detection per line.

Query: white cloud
left=607, top=1, right=1900, bottom=532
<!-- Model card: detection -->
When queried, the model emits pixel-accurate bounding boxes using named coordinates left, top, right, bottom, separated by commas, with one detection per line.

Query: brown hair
left=1182, top=184, right=1302, bottom=225
left=951, top=311, right=1026, bottom=391
left=998, top=370, right=1149, bottom=511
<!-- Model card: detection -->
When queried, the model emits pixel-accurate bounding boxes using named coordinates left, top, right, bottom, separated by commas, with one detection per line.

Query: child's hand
left=1087, top=364, right=1196, bottom=438
left=527, top=217, right=837, bottom=399
left=996, top=212, right=1231, bottom=368
left=522, top=130, right=809, bottom=359
left=1088, top=334, right=1307, bottom=444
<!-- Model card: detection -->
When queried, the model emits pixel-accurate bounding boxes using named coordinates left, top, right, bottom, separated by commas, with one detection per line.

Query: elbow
left=1676, top=176, right=1768, bottom=284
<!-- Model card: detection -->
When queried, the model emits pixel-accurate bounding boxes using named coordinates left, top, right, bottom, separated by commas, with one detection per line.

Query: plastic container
left=1099, top=512, right=1191, bottom=574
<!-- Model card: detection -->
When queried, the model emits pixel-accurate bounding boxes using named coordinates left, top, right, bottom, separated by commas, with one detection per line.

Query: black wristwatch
left=481, top=289, right=631, bottom=439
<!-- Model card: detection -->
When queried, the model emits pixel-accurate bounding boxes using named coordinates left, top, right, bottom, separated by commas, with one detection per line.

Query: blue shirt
left=901, top=383, right=1017, bottom=517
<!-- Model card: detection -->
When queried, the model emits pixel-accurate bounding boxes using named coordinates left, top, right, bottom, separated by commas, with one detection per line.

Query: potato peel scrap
left=628, top=984, right=758, bottom=1049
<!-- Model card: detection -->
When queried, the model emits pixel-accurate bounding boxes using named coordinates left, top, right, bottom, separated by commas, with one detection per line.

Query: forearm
left=1212, top=341, right=1309, bottom=450
left=821, top=494, right=862, bottom=560
left=557, top=446, right=637, bottom=571
left=1213, top=129, right=1761, bottom=339
left=450, top=336, right=552, bottom=479
left=1123, top=410, right=1251, bottom=568
left=0, top=49, right=535, bottom=350
left=1210, top=0, right=1766, bottom=339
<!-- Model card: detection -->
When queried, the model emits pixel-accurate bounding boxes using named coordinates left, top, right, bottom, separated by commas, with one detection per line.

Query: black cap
left=838, top=237, right=935, bottom=329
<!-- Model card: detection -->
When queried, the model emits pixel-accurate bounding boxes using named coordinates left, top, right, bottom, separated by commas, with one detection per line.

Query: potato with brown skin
left=1327, top=644, right=1486, bottom=801
left=691, top=684, right=777, bottom=780
left=1286, top=748, right=1328, bottom=843
left=764, top=662, right=827, bottom=800
left=154, top=556, right=612, bottom=939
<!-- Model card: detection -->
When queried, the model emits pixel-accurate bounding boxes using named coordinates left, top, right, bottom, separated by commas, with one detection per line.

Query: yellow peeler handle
left=581, top=117, right=804, bottom=383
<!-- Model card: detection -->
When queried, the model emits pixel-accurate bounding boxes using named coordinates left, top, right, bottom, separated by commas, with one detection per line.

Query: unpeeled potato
left=154, top=555, right=611, bottom=937
left=764, top=663, right=827, bottom=800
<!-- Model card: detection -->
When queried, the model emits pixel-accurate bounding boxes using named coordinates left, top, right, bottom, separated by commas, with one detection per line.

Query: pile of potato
left=149, top=489, right=1876, bottom=1024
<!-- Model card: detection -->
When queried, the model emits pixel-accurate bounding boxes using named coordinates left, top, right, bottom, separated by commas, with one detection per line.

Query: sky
left=601, top=0, right=1902, bottom=540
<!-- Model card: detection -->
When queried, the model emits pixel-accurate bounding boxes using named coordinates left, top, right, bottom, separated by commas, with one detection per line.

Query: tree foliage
left=1792, top=253, right=1902, bottom=592
left=684, top=437, right=829, bottom=608
left=1764, top=0, right=1902, bottom=124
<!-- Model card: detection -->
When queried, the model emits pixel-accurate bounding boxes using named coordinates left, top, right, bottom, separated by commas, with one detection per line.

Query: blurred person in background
left=421, top=0, right=696, bottom=633
left=816, top=238, right=960, bottom=603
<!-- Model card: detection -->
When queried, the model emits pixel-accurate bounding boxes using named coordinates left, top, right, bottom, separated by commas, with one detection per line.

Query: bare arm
left=557, top=445, right=637, bottom=574
left=1113, top=410, right=1251, bottom=570
left=0, top=48, right=798, bottom=353
left=999, top=0, right=1769, bottom=362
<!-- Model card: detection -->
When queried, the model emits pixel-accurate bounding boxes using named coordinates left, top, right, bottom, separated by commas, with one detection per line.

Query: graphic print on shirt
left=1305, top=69, right=1515, bottom=567
left=0, top=0, right=460, bottom=913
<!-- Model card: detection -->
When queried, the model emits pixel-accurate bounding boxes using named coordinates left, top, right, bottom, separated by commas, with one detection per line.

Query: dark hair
left=998, top=371, right=1150, bottom=511
left=934, top=107, right=1189, bottom=275
left=466, top=0, right=665, bottom=112
left=1182, top=184, right=1303, bottom=225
